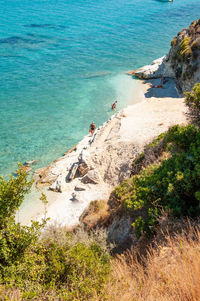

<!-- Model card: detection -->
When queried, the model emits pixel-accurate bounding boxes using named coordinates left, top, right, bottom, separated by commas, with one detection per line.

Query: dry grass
left=41, top=221, right=113, bottom=252
left=80, top=199, right=110, bottom=229
left=103, top=222, right=200, bottom=301
left=2, top=221, right=200, bottom=301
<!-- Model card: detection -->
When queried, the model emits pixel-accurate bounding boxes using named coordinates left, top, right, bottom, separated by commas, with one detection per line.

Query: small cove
left=0, top=0, right=200, bottom=177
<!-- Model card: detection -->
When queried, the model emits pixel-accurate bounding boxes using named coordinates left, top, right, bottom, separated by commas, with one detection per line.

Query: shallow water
left=0, top=0, right=200, bottom=176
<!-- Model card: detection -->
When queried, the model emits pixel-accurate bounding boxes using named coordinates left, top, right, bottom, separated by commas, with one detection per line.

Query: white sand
left=18, top=78, right=188, bottom=228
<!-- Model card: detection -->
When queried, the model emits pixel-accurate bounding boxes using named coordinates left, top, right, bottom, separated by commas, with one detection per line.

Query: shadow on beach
left=143, top=78, right=179, bottom=99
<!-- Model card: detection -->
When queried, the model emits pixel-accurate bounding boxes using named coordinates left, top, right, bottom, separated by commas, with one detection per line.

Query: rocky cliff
left=168, top=19, right=200, bottom=94
left=133, top=19, right=200, bottom=95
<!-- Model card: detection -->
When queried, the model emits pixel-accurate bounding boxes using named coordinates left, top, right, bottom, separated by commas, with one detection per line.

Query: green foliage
left=64, top=243, right=110, bottom=300
left=0, top=169, right=110, bottom=299
left=89, top=200, right=104, bottom=213
left=132, top=217, right=145, bottom=239
left=177, top=36, right=192, bottom=61
left=119, top=125, right=200, bottom=237
left=171, top=36, right=177, bottom=47
left=147, top=132, right=166, bottom=149
left=1, top=239, right=110, bottom=299
left=40, top=192, right=48, bottom=219
left=131, top=132, right=167, bottom=176
left=0, top=165, right=32, bottom=227
left=185, top=83, right=200, bottom=115
left=0, top=219, right=42, bottom=269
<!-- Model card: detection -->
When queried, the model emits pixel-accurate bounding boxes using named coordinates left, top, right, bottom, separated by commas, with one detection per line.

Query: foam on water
left=0, top=0, right=200, bottom=177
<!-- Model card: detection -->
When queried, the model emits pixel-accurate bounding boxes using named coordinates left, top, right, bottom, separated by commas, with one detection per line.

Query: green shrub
left=185, top=83, right=200, bottom=120
left=122, top=125, right=200, bottom=237
left=1, top=239, right=110, bottom=300
left=0, top=165, right=32, bottom=227
left=0, top=168, right=110, bottom=299
left=131, top=132, right=167, bottom=176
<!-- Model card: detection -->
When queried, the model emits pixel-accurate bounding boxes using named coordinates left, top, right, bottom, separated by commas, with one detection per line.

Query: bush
left=0, top=168, right=111, bottom=300
left=1, top=238, right=110, bottom=299
left=0, top=166, right=32, bottom=227
left=114, top=125, right=200, bottom=237
left=185, top=83, right=200, bottom=122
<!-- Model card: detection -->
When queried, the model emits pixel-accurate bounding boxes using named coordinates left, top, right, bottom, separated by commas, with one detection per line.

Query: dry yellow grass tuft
left=80, top=199, right=110, bottom=229
left=104, top=223, right=200, bottom=301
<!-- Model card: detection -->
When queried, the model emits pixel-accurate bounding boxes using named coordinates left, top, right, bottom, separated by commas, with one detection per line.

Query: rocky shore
left=19, top=71, right=188, bottom=227
left=129, top=19, right=200, bottom=95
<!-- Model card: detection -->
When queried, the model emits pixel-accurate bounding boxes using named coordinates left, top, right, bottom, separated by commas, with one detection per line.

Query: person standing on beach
left=89, top=122, right=96, bottom=135
left=112, top=101, right=117, bottom=110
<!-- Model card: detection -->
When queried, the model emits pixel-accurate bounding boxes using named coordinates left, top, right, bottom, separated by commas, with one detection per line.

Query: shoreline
left=18, top=74, right=188, bottom=228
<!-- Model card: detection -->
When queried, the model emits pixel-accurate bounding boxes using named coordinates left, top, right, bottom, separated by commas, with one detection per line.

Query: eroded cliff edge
left=132, top=19, right=200, bottom=95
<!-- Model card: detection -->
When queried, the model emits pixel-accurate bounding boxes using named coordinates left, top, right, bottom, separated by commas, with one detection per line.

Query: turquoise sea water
left=0, top=0, right=200, bottom=177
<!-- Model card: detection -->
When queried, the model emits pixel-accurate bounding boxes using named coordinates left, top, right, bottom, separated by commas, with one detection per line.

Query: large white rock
left=134, top=56, right=175, bottom=79
left=81, top=170, right=101, bottom=184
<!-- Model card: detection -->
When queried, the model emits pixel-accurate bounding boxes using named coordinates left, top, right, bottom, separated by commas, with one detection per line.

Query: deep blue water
left=0, top=0, right=200, bottom=176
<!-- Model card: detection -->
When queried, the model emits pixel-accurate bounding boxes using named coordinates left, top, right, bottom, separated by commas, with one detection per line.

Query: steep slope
left=168, top=19, right=200, bottom=93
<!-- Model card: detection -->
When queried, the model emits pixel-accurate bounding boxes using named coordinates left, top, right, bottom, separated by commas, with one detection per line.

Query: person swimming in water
left=112, top=101, right=117, bottom=110
left=89, top=122, right=96, bottom=135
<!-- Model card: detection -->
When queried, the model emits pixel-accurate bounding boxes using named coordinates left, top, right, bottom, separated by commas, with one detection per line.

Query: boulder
left=21, top=164, right=31, bottom=173
left=24, top=159, right=38, bottom=165
left=34, top=166, right=58, bottom=187
left=81, top=170, right=100, bottom=184
left=49, top=175, right=62, bottom=193
left=75, top=185, right=86, bottom=191
left=77, top=162, right=89, bottom=177
left=134, top=56, right=175, bottom=79
left=68, top=163, right=79, bottom=181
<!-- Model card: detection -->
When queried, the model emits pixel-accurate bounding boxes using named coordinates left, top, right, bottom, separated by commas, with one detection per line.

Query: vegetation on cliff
left=111, top=124, right=200, bottom=238
left=0, top=41, right=200, bottom=299
left=102, top=222, right=200, bottom=301
left=2, top=83, right=200, bottom=300
left=185, top=82, right=200, bottom=122
left=168, top=19, right=200, bottom=92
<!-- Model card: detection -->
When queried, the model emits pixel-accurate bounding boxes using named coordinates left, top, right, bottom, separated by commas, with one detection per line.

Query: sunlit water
left=0, top=0, right=200, bottom=177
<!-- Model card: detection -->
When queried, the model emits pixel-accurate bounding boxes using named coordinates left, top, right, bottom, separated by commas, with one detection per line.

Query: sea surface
left=0, top=0, right=200, bottom=177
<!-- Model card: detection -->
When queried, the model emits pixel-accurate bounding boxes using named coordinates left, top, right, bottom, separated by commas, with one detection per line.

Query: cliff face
left=168, top=19, right=200, bottom=94
left=133, top=19, right=200, bottom=95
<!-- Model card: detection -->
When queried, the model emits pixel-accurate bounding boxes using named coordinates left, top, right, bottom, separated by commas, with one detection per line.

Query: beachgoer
left=89, top=122, right=96, bottom=135
left=112, top=101, right=117, bottom=110
left=151, top=84, right=162, bottom=88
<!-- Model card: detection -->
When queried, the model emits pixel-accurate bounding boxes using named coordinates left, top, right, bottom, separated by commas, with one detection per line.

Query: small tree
left=0, top=165, right=33, bottom=228
left=0, top=166, right=44, bottom=271
left=40, top=192, right=48, bottom=219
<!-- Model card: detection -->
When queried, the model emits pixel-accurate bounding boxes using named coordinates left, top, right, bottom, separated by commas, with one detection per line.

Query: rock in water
left=24, top=159, right=38, bottom=165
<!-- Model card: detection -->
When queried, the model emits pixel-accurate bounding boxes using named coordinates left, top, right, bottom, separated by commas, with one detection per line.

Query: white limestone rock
left=75, top=185, right=86, bottom=191
left=134, top=56, right=175, bottom=79
left=68, top=163, right=79, bottom=181
left=81, top=170, right=100, bottom=184
left=49, top=174, right=62, bottom=193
